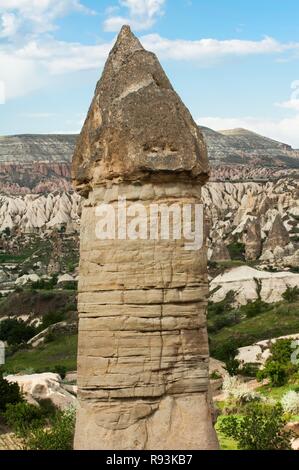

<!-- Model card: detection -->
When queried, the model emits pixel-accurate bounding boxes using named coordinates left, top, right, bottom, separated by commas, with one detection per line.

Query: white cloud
left=198, top=115, right=299, bottom=148
left=141, top=34, right=299, bottom=62
left=104, top=0, right=165, bottom=32
left=1, top=28, right=299, bottom=103
left=0, top=12, right=19, bottom=38
left=13, top=33, right=299, bottom=77
left=276, top=99, right=299, bottom=111
left=0, top=49, right=45, bottom=99
left=276, top=80, right=299, bottom=111
left=16, top=39, right=112, bottom=74
left=0, top=0, right=94, bottom=36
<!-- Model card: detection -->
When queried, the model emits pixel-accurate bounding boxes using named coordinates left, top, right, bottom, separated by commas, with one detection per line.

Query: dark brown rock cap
left=72, top=25, right=209, bottom=195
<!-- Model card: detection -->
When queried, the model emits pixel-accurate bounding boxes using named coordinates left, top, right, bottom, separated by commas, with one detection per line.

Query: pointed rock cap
left=72, top=25, right=209, bottom=195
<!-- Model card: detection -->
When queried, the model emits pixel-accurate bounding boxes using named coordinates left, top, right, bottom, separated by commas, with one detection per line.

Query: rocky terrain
left=203, top=127, right=299, bottom=180
left=205, top=178, right=299, bottom=268
left=0, top=135, right=76, bottom=194
left=1, top=127, right=298, bottom=194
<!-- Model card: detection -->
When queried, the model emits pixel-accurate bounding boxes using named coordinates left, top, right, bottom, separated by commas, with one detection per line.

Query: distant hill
left=0, top=134, right=77, bottom=163
left=200, top=127, right=299, bottom=169
left=0, top=128, right=298, bottom=193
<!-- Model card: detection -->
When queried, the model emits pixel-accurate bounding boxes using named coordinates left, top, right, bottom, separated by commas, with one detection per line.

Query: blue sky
left=0, top=0, right=299, bottom=146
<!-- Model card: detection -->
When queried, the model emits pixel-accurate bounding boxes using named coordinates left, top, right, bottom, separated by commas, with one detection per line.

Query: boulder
left=57, top=273, right=75, bottom=284
left=15, top=274, right=40, bottom=286
left=210, top=266, right=299, bottom=305
left=6, top=373, right=77, bottom=410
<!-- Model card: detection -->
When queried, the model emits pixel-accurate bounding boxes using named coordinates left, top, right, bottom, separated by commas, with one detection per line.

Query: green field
left=210, top=300, right=299, bottom=356
left=3, top=335, right=78, bottom=374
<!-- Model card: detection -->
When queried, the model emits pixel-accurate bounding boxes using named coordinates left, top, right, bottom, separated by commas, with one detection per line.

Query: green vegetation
left=257, top=339, right=298, bottom=387
left=2, top=334, right=78, bottom=374
left=3, top=402, right=44, bottom=435
left=219, top=403, right=293, bottom=450
left=227, top=241, right=245, bottom=261
left=209, top=298, right=299, bottom=359
left=24, top=407, right=75, bottom=450
left=2, top=399, right=75, bottom=450
left=283, top=286, right=299, bottom=303
left=215, top=417, right=238, bottom=450
left=258, top=383, right=299, bottom=400
left=39, top=311, right=66, bottom=330
left=0, top=373, right=23, bottom=412
left=0, top=290, right=77, bottom=321
left=0, top=319, right=36, bottom=346
left=30, top=275, right=58, bottom=291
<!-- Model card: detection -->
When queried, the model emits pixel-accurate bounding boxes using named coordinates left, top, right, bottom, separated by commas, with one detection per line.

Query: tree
left=257, top=361, right=288, bottom=387
left=282, top=286, right=299, bottom=303
left=0, top=372, right=23, bottom=412
left=219, top=403, right=293, bottom=450
left=0, top=318, right=36, bottom=345
left=257, top=339, right=298, bottom=387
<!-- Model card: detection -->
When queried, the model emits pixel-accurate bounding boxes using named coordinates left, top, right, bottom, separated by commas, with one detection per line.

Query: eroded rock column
left=72, top=25, right=219, bottom=450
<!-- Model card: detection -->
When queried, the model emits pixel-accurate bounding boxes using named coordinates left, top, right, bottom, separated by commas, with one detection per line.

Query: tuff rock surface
left=6, top=373, right=77, bottom=410
left=210, top=266, right=299, bottom=305
left=72, top=26, right=218, bottom=450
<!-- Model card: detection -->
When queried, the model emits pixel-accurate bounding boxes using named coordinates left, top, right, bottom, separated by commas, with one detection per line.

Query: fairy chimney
left=72, top=25, right=219, bottom=450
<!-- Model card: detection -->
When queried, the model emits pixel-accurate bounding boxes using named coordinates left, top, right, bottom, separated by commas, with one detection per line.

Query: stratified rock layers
left=73, top=26, right=218, bottom=450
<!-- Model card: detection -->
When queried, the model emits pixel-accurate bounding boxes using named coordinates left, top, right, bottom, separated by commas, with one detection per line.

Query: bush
left=281, top=391, right=299, bottom=414
left=38, top=398, right=58, bottom=418
left=210, top=371, right=222, bottom=380
left=0, top=373, right=23, bottom=412
left=227, top=242, right=245, bottom=261
left=211, top=341, right=240, bottom=376
left=0, top=318, right=37, bottom=345
left=212, top=312, right=241, bottom=332
left=240, top=299, right=270, bottom=319
left=31, top=275, right=58, bottom=291
left=208, top=291, right=235, bottom=317
left=257, top=361, right=289, bottom=387
left=257, top=339, right=298, bottom=387
left=25, top=407, right=75, bottom=450
left=225, top=358, right=241, bottom=376
left=63, top=282, right=78, bottom=291
left=282, top=286, right=299, bottom=303
left=40, top=311, right=65, bottom=330
left=219, top=403, right=293, bottom=450
left=3, top=402, right=44, bottom=435
left=238, top=363, right=259, bottom=378
left=53, top=365, right=67, bottom=379
left=270, top=339, right=295, bottom=364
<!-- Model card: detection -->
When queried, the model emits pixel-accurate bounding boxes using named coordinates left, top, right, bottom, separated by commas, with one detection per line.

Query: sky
left=0, top=0, right=299, bottom=147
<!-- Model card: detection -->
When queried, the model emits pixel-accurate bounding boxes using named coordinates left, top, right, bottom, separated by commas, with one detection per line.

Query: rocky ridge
left=1, top=127, right=299, bottom=194
left=0, top=135, right=76, bottom=194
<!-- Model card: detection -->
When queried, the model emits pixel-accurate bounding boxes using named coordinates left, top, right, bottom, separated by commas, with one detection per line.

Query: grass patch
left=210, top=300, right=299, bottom=357
left=257, top=383, right=299, bottom=400
left=3, top=334, right=78, bottom=374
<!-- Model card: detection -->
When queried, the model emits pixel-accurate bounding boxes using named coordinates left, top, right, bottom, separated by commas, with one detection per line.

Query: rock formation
left=6, top=373, right=77, bottom=410
left=72, top=26, right=219, bottom=450
left=263, top=214, right=290, bottom=252
left=210, top=266, right=299, bottom=305
left=244, top=218, right=262, bottom=261
left=210, top=240, right=231, bottom=262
